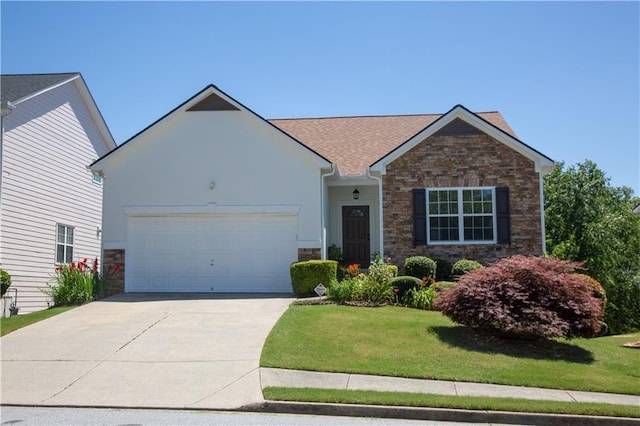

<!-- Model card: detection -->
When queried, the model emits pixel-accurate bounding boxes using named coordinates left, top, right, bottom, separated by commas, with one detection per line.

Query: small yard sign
left=314, top=283, right=326, bottom=297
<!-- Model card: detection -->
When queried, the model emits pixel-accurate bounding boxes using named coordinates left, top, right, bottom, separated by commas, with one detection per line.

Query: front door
left=342, top=205, right=370, bottom=267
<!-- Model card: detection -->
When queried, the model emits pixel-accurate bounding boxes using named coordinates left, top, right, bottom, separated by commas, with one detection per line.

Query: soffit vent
left=433, top=118, right=483, bottom=136
left=187, top=93, right=240, bottom=111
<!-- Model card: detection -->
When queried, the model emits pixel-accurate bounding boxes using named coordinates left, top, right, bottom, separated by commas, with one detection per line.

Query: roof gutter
left=320, top=164, right=336, bottom=259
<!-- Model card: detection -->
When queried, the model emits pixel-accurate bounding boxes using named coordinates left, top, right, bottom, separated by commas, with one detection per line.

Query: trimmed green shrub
left=434, top=258, right=453, bottom=281
left=390, top=276, right=422, bottom=298
left=404, top=256, right=437, bottom=280
left=435, top=256, right=604, bottom=339
left=451, top=259, right=483, bottom=277
left=290, top=260, right=338, bottom=296
left=1, top=268, right=11, bottom=297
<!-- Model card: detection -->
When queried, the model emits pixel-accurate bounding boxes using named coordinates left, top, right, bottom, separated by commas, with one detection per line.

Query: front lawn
left=261, top=305, right=640, bottom=395
left=0, top=306, right=74, bottom=337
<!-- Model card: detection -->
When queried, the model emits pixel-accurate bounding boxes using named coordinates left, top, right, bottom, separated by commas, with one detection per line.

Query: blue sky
left=2, top=1, right=638, bottom=193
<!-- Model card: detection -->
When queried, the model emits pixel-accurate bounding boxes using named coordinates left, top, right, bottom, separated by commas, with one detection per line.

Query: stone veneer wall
left=103, top=249, right=125, bottom=295
left=298, top=248, right=321, bottom=261
left=383, top=133, right=543, bottom=268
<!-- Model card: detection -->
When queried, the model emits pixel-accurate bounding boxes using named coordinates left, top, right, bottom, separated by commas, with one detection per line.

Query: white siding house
left=1, top=73, right=116, bottom=313
left=91, top=85, right=332, bottom=294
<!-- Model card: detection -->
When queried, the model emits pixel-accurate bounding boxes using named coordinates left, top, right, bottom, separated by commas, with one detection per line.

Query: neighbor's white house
left=1, top=73, right=116, bottom=313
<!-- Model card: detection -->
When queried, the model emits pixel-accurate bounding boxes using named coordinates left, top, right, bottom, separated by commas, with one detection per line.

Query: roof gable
left=370, top=105, right=554, bottom=174
left=91, top=85, right=331, bottom=170
left=1, top=73, right=116, bottom=151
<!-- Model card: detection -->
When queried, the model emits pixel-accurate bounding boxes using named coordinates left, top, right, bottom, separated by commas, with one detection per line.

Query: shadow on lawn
left=431, top=325, right=595, bottom=364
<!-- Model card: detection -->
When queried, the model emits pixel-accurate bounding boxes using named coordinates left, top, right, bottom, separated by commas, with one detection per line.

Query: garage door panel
left=127, top=215, right=297, bottom=293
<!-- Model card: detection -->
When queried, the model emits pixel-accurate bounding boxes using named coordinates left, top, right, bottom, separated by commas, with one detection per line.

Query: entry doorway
left=342, top=205, right=370, bottom=267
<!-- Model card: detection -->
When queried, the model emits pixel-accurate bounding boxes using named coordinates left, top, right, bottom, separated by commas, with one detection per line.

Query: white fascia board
left=370, top=106, right=554, bottom=174
left=328, top=174, right=379, bottom=187
left=73, top=76, right=117, bottom=151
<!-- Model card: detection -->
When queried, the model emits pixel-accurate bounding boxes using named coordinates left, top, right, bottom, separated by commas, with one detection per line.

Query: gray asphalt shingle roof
left=1, top=73, right=79, bottom=104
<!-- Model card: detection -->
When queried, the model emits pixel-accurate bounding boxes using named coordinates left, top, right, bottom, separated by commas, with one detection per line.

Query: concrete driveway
left=0, top=293, right=294, bottom=409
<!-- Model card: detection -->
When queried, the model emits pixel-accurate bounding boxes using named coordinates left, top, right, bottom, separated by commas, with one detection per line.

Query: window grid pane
left=428, top=188, right=495, bottom=243
left=56, top=225, right=74, bottom=264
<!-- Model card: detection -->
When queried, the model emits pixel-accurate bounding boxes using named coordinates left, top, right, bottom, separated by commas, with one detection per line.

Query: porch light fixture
left=353, top=188, right=360, bottom=200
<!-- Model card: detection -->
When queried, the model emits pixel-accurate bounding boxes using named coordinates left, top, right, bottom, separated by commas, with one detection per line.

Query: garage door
left=126, top=214, right=297, bottom=293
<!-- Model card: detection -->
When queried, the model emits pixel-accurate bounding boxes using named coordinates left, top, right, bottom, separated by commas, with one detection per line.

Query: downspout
left=0, top=101, right=16, bottom=268
left=320, top=164, right=335, bottom=260
left=366, top=167, right=384, bottom=258
left=539, top=165, right=552, bottom=255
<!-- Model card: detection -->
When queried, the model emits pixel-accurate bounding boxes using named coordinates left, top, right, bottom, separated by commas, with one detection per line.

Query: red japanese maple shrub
left=433, top=256, right=604, bottom=339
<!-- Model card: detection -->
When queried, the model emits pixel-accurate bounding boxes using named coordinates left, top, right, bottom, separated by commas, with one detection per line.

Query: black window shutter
left=412, top=189, right=427, bottom=246
left=496, top=187, right=511, bottom=244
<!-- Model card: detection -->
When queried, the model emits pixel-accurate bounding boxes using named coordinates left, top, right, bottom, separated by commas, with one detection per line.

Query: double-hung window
left=56, top=224, right=74, bottom=264
left=427, top=187, right=496, bottom=244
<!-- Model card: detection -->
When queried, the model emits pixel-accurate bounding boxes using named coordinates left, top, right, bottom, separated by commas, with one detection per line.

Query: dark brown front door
left=342, top=205, right=370, bottom=267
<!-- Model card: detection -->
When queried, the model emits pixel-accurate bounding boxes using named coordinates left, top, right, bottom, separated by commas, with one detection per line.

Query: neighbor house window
left=427, top=187, right=496, bottom=244
left=56, top=224, right=74, bottom=263
left=92, top=171, right=103, bottom=184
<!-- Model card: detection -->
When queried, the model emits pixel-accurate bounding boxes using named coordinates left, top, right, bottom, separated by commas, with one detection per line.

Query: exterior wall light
left=353, top=188, right=360, bottom=200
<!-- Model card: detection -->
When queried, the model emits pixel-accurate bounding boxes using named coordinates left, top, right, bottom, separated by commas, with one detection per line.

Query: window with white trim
left=92, top=171, right=103, bottom=184
left=427, top=187, right=496, bottom=244
left=56, top=224, right=74, bottom=263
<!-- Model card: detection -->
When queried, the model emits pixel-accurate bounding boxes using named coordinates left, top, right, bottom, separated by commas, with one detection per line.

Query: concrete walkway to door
left=0, top=293, right=294, bottom=409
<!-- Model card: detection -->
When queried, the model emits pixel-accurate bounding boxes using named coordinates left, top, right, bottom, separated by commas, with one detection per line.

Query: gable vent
left=187, top=93, right=239, bottom=111
left=433, top=118, right=483, bottom=136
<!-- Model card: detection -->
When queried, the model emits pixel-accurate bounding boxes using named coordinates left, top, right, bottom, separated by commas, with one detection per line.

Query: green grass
left=263, top=387, right=640, bottom=418
left=0, top=306, right=74, bottom=337
left=261, top=305, right=640, bottom=395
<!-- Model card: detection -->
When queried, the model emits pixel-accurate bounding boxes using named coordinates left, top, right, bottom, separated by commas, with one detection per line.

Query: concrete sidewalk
left=260, top=368, right=640, bottom=407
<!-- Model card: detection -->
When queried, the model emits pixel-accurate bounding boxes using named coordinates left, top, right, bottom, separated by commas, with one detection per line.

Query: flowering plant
left=45, top=257, right=120, bottom=306
left=345, top=264, right=360, bottom=279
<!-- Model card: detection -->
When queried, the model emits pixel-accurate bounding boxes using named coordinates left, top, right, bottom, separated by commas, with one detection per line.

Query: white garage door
left=126, top=214, right=297, bottom=293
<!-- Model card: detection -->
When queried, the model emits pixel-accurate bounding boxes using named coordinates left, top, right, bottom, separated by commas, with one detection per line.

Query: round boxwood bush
left=390, top=276, right=422, bottom=298
left=403, top=256, right=437, bottom=280
left=451, top=259, right=483, bottom=277
left=1, top=268, right=11, bottom=297
left=435, top=255, right=604, bottom=339
left=434, top=258, right=453, bottom=281
left=290, top=260, right=338, bottom=296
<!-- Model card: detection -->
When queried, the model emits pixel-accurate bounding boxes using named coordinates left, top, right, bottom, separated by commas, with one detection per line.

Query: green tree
left=544, top=160, right=640, bottom=333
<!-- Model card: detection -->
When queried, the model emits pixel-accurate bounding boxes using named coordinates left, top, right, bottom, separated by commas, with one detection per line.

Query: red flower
left=393, top=287, right=400, bottom=294
left=92, top=258, right=99, bottom=273
left=114, top=264, right=121, bottom=272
